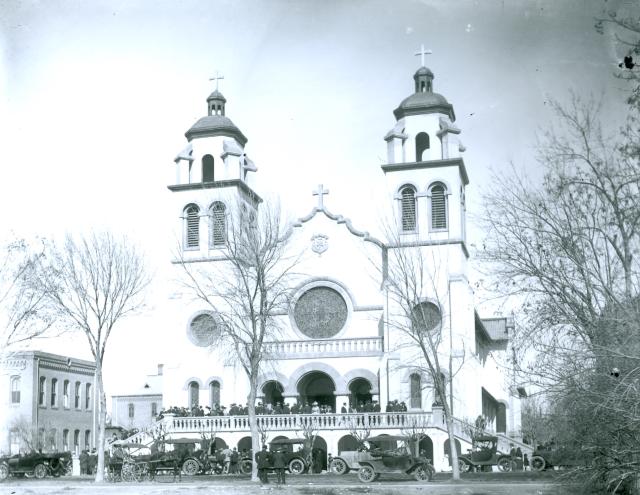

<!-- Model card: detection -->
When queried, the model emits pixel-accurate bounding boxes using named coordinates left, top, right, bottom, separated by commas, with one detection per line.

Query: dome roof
left=393, top=91, right=455, bottom=121
left=185, top=115, right=247, bottom=145
left=207, top=90, right=226, bottom=102
left=414, top=66, right=434, bottom=77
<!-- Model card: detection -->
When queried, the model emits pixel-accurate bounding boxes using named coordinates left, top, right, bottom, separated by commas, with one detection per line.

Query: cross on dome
left=209, top=70, right=225, bottom=91
left=414, top=44, right=432, bottom=67
left=312, top=184, right=329, bottom=209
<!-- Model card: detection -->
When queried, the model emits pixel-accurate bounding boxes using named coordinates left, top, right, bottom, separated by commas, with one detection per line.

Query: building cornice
left=381, top=157, right=469, bottom=186
left=386, top=238, right=469, bottom=259
left=167, top=179, right=263, bottom=205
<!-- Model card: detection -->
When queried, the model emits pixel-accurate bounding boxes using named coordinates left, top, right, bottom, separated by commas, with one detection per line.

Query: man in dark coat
left=271, top=448, right=287, bottom=484
left=255, top=445, right=271, bottom=484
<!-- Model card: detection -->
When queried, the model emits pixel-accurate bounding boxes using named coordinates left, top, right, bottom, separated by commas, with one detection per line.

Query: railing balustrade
left=263, top=337, right=383, bottom=358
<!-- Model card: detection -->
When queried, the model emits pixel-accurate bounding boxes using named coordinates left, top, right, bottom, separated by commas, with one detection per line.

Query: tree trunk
left=442, top=402, right=461, bottom=481
left=94, top=360, right=106, bottom=482
left=247, top=371, right=260, bottom=482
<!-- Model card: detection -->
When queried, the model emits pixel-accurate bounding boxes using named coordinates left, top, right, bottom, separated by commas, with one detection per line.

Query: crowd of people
left=157, top=399, right=409, bottom=419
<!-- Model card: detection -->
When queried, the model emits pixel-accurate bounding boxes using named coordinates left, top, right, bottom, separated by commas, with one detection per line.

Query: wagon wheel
left=121, top=463, right=136, bottom=482
left=357, top=465, right=376, bottom=483
left=330, top=458, right=348, bottom=475
left=0, top=462, right=9, bottom=481
left=182, top=458, right=200, bottom=476
left=288, top=458, right=305, bottom=475
left=497, top=457, right=512, bottom=472
left=239, top=459, right=252, bottom=475
left=530, top=455, right=546, bottom=471
left=33, top=463, right=48, bottom=479
left=134, top=462, right=148, bottom=482
left=458, top=459, right=470, bottom=473
left=413, top=466, right=430, bottom=481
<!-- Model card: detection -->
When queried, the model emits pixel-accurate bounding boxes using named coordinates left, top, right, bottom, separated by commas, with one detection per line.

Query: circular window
left=188, top=313, right=219, bottom=347
left=411, top=302, right=441, bottom=334
left=293, top=287, right=348, bottom=338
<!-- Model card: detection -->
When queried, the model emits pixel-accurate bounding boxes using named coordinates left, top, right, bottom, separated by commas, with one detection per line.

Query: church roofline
left=293, top=206, right=385, bottom=249
left=167, top=179, right=263, bottom=205
left=381, top=157, right=469, bottom=186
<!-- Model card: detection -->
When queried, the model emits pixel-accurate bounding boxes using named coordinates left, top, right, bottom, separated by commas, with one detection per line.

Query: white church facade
left=142, top=57, right=525, bottom=472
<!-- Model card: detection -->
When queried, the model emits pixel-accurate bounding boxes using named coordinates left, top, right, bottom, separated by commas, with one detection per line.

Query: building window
left=415, top=132, right=430, bottom=161
left=410, top=373, right=422, bottom=409
left=9, top=429, right=19, bottom=455
left=74, top=381, right=81, bottom=409
left=128, top=403, right=135, bottom=419
left=39, top=377, right=46, bottom=406
left=10, top=376, right=20, bottom=404
left=84, top=430, right=91, bottom=450
left=188, top=381, right=199, bottom=409
left=73, top=430, right=80, bottom=453
left=50, top=429, right=57, bottom=451
left=209, top=202, right=226, bottom=247
left=400, top=186, right=417, bottom=232
left=151, top=402, right=157, bottom=417
left=85, top=383, right=92, bottom=410
left=63, top=380, right=70, bottom=408
left=429, top=183, right=447, bottom=230
left=51, top=378, right=58, bottom=407
left=62, top=429, right=69, bottom=451
left=184, top=204, right=200, bottom=249
left=209, top=381, right=221, bottom=408
left=202, top=154, right=214, bottom=182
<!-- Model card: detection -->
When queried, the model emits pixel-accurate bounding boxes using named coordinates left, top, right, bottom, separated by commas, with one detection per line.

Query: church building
left=148, top=53, right=525, bottom=472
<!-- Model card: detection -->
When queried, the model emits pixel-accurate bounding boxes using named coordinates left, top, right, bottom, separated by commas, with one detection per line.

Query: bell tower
left=382, top=47, right=468, bottom=248
left=169, top=73, right=261, bottom=260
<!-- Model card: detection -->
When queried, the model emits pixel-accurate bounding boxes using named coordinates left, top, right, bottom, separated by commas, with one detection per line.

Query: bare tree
left=34, top=232, right=150, bottom=482
left=8, top=416, right=55, bottom=453
left=479, top=97, right=640, bottom=491
left=177, top=200, right=297, bottom=481
left=0, top=238, right=54, bottom=353
left=344, top=415, right=371, bottom=449
left=381, top=239, right=464, bottom=480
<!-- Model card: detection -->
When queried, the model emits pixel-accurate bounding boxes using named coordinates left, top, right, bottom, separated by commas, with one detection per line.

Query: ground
left=0, top=472, right=580, bottom=495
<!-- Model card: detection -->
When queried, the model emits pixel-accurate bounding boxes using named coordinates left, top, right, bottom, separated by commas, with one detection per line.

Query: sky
left=0, top=0, right=635, bottom=398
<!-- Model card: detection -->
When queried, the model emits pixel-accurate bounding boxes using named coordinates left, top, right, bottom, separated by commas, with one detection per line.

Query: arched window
left=416, top=132, right=430, bottom=162
left=62, top=429, right=69, bottom=451
left=85, top=383, right=91, bottom=410
left=10, top=376, right=20, bottom=404
left=50, top=429, right=57, bottom=451
left=63, top=380, right=70, bottom=408
left=410, top=373, right=422, bottom=409
left=73, top=430, right=80, bottom=453
left=184, top=204, right=200, bottom=249
left=210, top=202, right=226, bottom=247
left=400, top=186, right=417, bottom=232
left=429, top=183, right=447, bottom=230
left=84, top=430, right=91, bottom=450
left=209, top=381, right=221, bottom=408
left=51, top=378, right=58, bottom=407
left=202, top=154, right=214, bottom=182
left=39, top=377, right=46, bottom=406
left=74, top=381, right=81, bottom=409
left=151, top=402, right=158, bottom=417
left=128, top=403, right=135, bottom=418
left=188, top=381, right=200, bottom=409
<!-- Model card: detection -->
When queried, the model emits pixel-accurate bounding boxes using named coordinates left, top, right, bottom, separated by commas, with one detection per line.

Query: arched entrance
left=349, top=378, right=372, bottom=409
left=237, top=436, right=252, bottom=453
left=262, top=381, right=284, bottom=407
left=418, top=435, right=433, bottom=461
left=311, top=435, right=328, bottom=472
left=297, top=371, right=335, bottom=410
left=444, top=438, right=462, bottom=466
left=337, top=434, right=359, bottom=454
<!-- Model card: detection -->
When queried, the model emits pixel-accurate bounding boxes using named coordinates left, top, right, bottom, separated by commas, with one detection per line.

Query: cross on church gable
left=414, top=44, right=432, bottom=66
left=209, top=70, right=224, bottom=91
left=313, top=184, right=329, bottom=209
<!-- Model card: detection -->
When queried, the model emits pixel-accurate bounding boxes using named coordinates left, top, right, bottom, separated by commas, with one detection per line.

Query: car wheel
left=288, top=458, right=305, bottom=475
left=413, top=466, right=429, bottom=481
left=358, top=465, right=376, bottom=483
left=239, top=459, right=252, bottom=475
left=330, top=458, right=348, bottom=475
left=497, top=457, right=512, bottom=472
left=33, top=463, right=48, bottom=479
left=458, top=459, right=470, bottom=473
left=531, top=455, right=546, bottom=471
left=0, top=462, right=9, bottom=481
left=182, top=458, right=200, bottom=476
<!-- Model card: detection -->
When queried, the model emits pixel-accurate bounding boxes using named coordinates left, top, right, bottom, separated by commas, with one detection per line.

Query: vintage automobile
left=268, top=438, right=310, bottom=475
left=339, top=435, right=434, bottom=483
left=0, top=451, right=71, bottom=480
left=457, top=435, right=512, bottom=473
left=530, top=445, right=585, bottom=471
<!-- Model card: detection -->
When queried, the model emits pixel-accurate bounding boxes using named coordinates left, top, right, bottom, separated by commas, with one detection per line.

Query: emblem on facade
left=311, top=234, right=329, bottom=255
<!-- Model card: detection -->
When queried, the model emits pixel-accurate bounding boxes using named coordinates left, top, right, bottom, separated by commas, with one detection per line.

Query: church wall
left=401, top=114, right=443, bottom=162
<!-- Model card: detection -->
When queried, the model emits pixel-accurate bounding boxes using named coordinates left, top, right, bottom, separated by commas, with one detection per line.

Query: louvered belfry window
left=210, top=202, right=226, bottom=247
left=401, top=186, right=417, bottom=232
left=185, top=205, right=200, bottom=248
left=430, top=184, right=447, bottom=230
